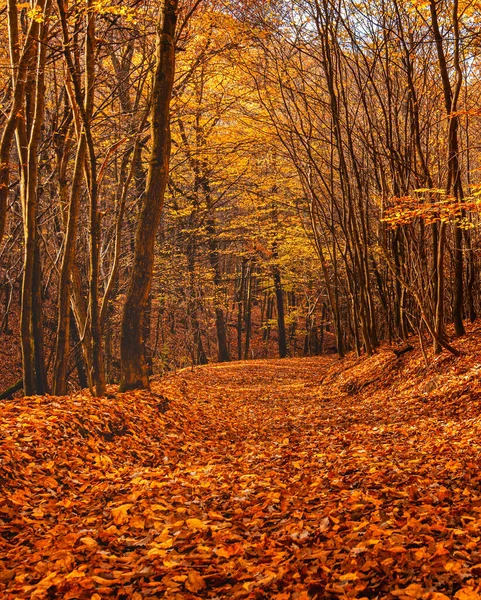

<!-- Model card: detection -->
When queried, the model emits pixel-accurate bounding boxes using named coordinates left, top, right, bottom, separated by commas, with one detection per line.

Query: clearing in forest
left=2, top=349, right=481, bottom=599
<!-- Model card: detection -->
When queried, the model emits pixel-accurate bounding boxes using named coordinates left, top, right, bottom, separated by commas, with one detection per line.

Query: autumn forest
left=0, top=0, right=480, bottom=395
left=3, top=0, right=481, bottom=598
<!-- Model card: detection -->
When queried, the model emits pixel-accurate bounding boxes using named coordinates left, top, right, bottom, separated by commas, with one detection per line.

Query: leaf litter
left=2, top=335, right=481, bottom=599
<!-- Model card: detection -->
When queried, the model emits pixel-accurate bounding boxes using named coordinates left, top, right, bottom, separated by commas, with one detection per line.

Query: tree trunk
left=85, top=0, right=106, bottom=396
left=236, top=259, right=246, bottom=360
left=243, top=262, right=253, bottom=361
left=272, top=263, right=287, bottom=358
left=0, top=0, right=44, bottom=249
left=120, top=0, right=179, bottom=391
left=430, top=0, right=465, bottom=338
left=20, top=0, right=50, bottom=395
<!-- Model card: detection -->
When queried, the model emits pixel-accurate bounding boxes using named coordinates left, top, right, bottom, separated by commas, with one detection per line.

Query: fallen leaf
left=454, top=589, right=481, bottom=600
left=80, top=536, right=98, bottom=548
left=186, top=518, right=207, bottom=530
left=111, top=503, right=133, bottom=525
left=185, top=570, right=206, bottom=593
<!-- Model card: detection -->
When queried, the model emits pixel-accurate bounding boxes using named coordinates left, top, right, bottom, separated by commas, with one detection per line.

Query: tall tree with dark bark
left=120, top=0, right=180, bottom=391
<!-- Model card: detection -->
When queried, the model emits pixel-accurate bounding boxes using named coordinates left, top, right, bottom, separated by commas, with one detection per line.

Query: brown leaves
left=3, top=349, right=481, bottom=597
left=111, top=503, right=133, bottom=525
left=79, top=536, right=98, bottom=548
left=186, top=517, right=208, bottom=530
left=185, top=570, right=206, bottom=593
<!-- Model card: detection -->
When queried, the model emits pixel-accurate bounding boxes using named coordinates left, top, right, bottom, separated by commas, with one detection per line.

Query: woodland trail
left=2, top=353, right=481, bottom=598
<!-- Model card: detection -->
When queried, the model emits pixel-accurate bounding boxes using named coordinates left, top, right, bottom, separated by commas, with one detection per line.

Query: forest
left=1, top=0, right=480, bottom=396
left=2, top=0, right=481, bottom=598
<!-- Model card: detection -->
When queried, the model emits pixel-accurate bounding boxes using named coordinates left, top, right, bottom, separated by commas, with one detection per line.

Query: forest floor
left=3, top=329, right=481, bottom=599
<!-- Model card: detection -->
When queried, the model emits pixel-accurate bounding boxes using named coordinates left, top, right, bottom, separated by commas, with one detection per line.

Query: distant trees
left=248, top=0, right=481, bottom=357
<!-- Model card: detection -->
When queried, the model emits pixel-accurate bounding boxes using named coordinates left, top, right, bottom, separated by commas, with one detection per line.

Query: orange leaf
left=111, top=503, right=133, bottom=525
left=80, top=536, right=98, bottom=548
left=454, top=589, right=481, bottom=600
left=186, top=518, right=207, bottom=530
left=185, top=571, right=206, bottom=593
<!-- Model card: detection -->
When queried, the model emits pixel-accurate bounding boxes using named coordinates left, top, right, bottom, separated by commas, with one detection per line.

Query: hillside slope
left=2, top=331, right=481, bottom=599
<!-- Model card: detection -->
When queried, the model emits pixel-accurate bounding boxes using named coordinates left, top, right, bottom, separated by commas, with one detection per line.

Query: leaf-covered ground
left=2, top=335, right=481, bottom=599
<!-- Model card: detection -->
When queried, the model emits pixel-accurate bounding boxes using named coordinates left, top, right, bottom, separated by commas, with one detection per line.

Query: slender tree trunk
left=236, top=259, right=246, bottom=360
left=70, top=310, right=88, bottom=389
left=0, top=1, right=43, bottom=249
left=120, top=0, right=179, bottom=391
left=53, top=0, right=93, bottom=394
left=430, top=0, right=465, bottom=338
left=205, top=215, right=230, bottom=362
left=32, top=240, right=48, bottom=394
left=85, top=0, right=106, bottom=396
left=53, top=136, right=87, bottom=395
left=243, top=262, right=253, bottom=360
left=20, top=0, right=50, bottom=395
left=272, top=262, right=287, bottom=358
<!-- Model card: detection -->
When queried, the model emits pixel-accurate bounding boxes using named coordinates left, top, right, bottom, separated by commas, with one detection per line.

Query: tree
left=120, top=0, right=179, bottom=391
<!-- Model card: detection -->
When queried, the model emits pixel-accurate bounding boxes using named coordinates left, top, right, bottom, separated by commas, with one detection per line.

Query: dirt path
left=2, top=356, right=481, bottom=599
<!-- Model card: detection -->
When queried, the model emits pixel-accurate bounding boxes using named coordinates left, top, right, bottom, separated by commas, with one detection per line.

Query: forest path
left=3, top=356, right=481, bottom=598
